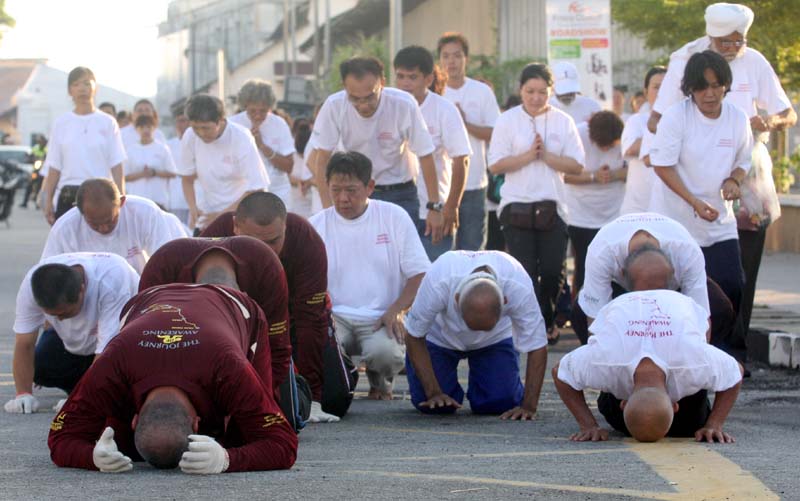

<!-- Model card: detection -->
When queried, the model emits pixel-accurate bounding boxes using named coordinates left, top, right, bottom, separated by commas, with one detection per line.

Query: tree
left=0, top=0, right=15, bottom=43
left=325, top=34, right=390, bottom=94
left=611, top=0, right=800, bottom=90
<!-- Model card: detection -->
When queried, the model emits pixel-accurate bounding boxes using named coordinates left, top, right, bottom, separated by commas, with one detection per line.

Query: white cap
left=552, top=61, right=581, bottom=95
left=705, top=3, right=754, bottom=37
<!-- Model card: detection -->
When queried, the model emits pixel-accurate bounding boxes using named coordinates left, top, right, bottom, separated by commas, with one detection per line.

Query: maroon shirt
left=48, top=284, right=297, bottom=472
left=202, top=212, right=329, bottom=400
left=138, top=236, right=290, bottom=392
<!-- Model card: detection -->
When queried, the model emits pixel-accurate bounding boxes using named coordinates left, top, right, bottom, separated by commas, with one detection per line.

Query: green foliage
left=0, top=0, right=16, bottom=43
left=611, top=0, right=800, bottom=90
left=772, top=147, right=799, bottom=194
left=467, top=56, right=536, bottom=105
left=325, top=34, right=390, bottom=94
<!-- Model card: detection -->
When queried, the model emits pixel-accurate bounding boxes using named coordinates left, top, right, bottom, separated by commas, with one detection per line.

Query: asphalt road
left=1, top=205, right=798, bottom=500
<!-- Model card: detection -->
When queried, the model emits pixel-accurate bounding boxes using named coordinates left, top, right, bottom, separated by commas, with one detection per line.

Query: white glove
left=92, top=427, right=133, bottom=473
left=4, top=393, right=39, bottom=414
left=179, top=435, right=229, bottom=475
left=307, top=401, right=340, bottom=423
left=52, top=398, right=67, bottom=413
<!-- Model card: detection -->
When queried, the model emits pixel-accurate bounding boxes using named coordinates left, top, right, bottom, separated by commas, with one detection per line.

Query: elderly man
left=554, top=249, right=743, bottom=443
left=405, top=251, right=547, bottom=419
left=573, top=212, right=737, bottom=349
left=5, top=253, right=139, bottom=414
left=42, top=179, right=184, bottom=274
left=310, top=151, right=430, bottom=400
left=311, top=57, right=444, bottom=244
left=201, top=192, right=355, bottom=422
left=48, top=283, right=297, bottom=473
left=647, top=2, right=797, bottom=341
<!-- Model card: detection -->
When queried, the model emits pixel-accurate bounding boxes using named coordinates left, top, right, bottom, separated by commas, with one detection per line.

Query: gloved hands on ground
left=92, top=427, right=133, bottom=473
left=4, top=393, right=39, bottom=414
left=179, top=435, right=229, bottom=474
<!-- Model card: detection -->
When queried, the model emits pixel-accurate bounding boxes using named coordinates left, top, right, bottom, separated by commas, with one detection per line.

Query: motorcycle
left=0, top=158, right=30, bottom=226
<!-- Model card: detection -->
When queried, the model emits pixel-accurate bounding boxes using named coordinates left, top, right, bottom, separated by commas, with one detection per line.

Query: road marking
left=0, top=382, right=14, bottom=386
left=628, top=439, right=779, bottom=500
left=344, top=470, right=676, bottom=500
left=298, top=448, right=624, bottom=464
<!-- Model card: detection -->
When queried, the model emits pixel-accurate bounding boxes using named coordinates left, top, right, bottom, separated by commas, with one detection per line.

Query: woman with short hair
left=650, top=50, right=753, bottom=311
left=40, top=67, right=126, bottom=224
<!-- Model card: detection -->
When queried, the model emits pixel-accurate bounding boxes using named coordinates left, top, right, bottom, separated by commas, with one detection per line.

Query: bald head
left=459, top=280, right=503, bottom=331
left=76, top=178, right=120, bottom=211
left=193, top=249, right=240, bottom=290
left=623, top=246, right=674, bottom=292
left=623, top=387, right=674, bottom=442
left=134, top=391, right=194, bottom=469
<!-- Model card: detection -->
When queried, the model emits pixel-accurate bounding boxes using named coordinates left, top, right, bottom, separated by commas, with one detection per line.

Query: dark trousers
left=738, top=227, right=767, bottom=335
left=571, top=278, right=735, bottom=349
left=405, top=337, right=523, bottom=415
left=278, top=359, right=312, bottom=433
left=486, top=210, right=506, bottom=251
left=502, top=214, right=568, bottom=329
left=33, top=329, right=94, bottom=394
left=567, top=225, right=600, bottom=294
left=456, top=187, right=488, bottom=251
left=702, top=238, right=747, bottom=356
left=54, top=185, right=80, bottom=221
left=320, top=318, right=358, bottom=418
left=598, top=390, right=711, bottom=438
left=370, top=182, right=420, bottom=227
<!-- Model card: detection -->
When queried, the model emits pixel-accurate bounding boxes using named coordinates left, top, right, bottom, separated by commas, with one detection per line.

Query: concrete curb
left=748, top=328, right=800, bottom=369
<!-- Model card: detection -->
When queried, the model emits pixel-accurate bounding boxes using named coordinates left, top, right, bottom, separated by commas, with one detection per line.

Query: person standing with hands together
left=488, top=63, right=584, bottom=345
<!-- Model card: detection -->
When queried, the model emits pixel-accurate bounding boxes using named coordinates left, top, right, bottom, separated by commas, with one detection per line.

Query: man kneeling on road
left=201, top=192, right=353, bottom=423
left=48, top=282, right=297, bottom=473
left=554, top=247, right=743, bottom=443
left=5, top=253, right=139, bottom=414
left=404, top=250, right=548, bottom=419
left=139, top=236, right=312, bottom=432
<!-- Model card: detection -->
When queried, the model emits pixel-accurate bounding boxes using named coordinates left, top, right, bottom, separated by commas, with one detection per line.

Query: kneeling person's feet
left=367, top=387, right=393, bottom=400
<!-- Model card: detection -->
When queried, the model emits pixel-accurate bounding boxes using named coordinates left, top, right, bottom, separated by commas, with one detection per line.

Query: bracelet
left=724, top=176, right=740, bottom=187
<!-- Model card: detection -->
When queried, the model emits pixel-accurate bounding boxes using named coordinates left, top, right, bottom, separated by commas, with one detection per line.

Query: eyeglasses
left=715, top=37, right=747, bottom=49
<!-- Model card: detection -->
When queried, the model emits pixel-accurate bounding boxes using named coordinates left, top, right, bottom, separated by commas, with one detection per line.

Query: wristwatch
left=426, top=201, right=444, bottom=212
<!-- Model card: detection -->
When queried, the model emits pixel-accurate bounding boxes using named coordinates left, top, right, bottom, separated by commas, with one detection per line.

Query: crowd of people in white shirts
left=5, top=2, right=799, bottom=470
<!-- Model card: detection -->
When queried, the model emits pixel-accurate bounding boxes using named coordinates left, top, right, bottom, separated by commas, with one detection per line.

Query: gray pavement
left=1, top=206, right=799, bottom=500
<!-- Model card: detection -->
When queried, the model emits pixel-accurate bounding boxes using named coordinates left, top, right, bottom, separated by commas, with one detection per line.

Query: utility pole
left=389, top=0, right=402, bottom=85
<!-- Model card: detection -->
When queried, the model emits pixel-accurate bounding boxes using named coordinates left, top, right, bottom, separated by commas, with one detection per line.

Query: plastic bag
left=735, top=141, right=781, bottom=230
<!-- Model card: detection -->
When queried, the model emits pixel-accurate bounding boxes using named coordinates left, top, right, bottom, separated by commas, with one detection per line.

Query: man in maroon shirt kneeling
left=202, top=192, right=356, bottom=422
left=48, top=283, right=298, bottom=473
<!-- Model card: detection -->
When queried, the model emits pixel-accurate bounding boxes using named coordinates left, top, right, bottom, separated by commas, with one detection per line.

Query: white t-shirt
left=120, top=124, right=167, bottom=150
left=14, top=253, right=140, bottom=355
left=549, top=94, right=602, bottom=126
left=161, top=209, right=191, bottom=239
left=42, top=195, right=180, bottom=274
left=488, top=105, right=585, bottom=221
left=578, top=212, right=709, bottom=318
left=45, top=111, right=126, bottom=198
left=442, top=78, right=501, bottom=190
left=177, top=120, right=269, bottom=215
left=228, top=111, right=296, bottom=205
left=312, top=87, right=435, bottom=185
left=406, top=250, right=546, bottom=352
left=558, top=290, right=741, bottom=401
left=649, top=100, right=753, bottom=246
left=653, top=38, right=793, bottom=119
left=125, top=141, right=176, bottom=208
left=166, top=137, right=189, bottom=211
left=619, top=110, right=658, bottom=215
left=415, top=91, right=472, bottom=219
left=309, top=200, right=430, bottom=320
left=565, top=123, right=625, bottom=228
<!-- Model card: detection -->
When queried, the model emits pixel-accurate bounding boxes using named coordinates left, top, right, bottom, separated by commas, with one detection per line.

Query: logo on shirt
left=377, top=131, right=394, bottom=141
left=625, top=298, right=673, bottom=339
left=138, top=304, right=201, bottom=350
left=735, top=83, right=751, bottom=93
left=376, top=233, right=391, bottom=245
left=717, top=138, right=734, bottom=148
left=269, top=320, right=287, bottom=336
left=141, top=304, right=199, bottom=330
left=51, top=412, right=66, bottom=432
left=262, top=414, right=286, bottom=428
left=306, top=292, right=327, bottom=306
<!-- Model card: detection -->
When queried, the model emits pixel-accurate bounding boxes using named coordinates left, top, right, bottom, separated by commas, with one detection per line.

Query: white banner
left=546, top=0, right=613, bottom=109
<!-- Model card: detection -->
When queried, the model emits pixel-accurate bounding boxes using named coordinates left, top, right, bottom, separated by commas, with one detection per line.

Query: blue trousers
left=406, top=337, right=524, bottom=414
left=417, top=219, right=454, bottom=262
left=33, top=329, right=94, bottom=393
left=455, top=187, right=487, bottom=251
left=370, top=183, right=420, bottom=227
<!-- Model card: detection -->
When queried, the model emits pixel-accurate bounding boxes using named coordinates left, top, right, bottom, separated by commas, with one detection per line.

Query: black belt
left=373, top=180, right=415, bottom=192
